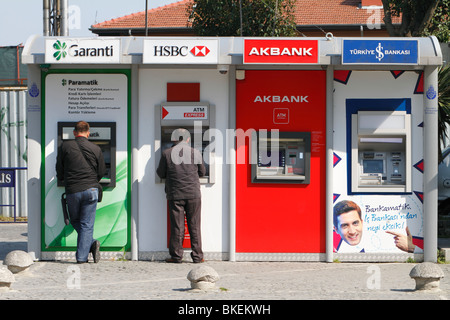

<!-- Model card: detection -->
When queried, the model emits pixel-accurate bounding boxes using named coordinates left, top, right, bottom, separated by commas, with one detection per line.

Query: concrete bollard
left=0, top=266, right=15, bottom=291
left=187, top=265, right=220, bottom=290
left=3, top=250, right=34, bottom=274
left=409, top=262, right=444, bottom=291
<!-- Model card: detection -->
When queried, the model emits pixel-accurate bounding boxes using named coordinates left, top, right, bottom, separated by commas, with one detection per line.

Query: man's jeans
left=66, top=188, right=99, bottom=262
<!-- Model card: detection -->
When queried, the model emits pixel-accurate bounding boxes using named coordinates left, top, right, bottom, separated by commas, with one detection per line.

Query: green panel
left=41, top=69, right=132, bottom=252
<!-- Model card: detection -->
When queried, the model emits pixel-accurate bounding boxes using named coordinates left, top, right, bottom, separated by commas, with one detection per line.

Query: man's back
left=56, top=136, right=105, bottom=194
left=157, top=142, right=206, bottom=200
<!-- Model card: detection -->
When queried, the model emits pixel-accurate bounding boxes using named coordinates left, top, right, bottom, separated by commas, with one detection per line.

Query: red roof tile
left=91, top=0, right=399, bottom=30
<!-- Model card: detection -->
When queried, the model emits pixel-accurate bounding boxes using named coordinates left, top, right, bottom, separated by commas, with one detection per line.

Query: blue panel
left=343, top=40, right=418, bottom=64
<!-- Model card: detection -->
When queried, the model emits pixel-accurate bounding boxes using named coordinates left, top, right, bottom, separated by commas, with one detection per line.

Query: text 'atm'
left=57, top=122, right=116, bottom=187
left=351, top=111, right=411, bottom=193
left=155, top=102, right=215, bottom=184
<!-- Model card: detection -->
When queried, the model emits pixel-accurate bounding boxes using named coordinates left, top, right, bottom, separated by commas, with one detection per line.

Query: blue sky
left=0, top=0, right=180, bottom=46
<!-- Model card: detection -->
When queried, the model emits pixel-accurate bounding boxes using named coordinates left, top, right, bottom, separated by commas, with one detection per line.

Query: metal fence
left=0, top=90, right=27, bottom=219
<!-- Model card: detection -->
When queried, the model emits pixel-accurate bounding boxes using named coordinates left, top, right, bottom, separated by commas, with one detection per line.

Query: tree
left=422, top=0, right=450, bottom=43
left=381, top=0, right=441, bottom=37
left=188, top=0, right=297, bottom=37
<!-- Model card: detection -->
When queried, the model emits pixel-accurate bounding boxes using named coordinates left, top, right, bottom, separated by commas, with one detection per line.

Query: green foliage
left=422, top=0, right=450, bottom=43
left=381, top=0, right=445, bottom=39
left=189, top=0, right=297, bottom=37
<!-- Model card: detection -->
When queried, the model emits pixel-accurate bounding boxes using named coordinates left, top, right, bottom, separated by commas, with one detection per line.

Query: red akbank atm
left=236, top=70, right=326, bottom=253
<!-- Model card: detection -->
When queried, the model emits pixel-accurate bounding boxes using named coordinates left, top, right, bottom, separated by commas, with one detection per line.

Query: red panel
left=165, top=83, right=198, bottom=248
left=236, top=70, right=326, bottom=253
left=167, top=201, right=191, bottom=249
left=167, top=82, right=200, bottom=102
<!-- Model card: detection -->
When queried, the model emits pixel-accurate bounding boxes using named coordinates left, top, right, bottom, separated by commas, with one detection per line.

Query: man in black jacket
left=56, top=121, right=106, bottom=264
left=157, top=128, right=206, bottom=263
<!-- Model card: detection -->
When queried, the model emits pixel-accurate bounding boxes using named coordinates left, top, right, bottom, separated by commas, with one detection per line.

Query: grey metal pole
left=325, top=65, right=334, bottom=262
left=423, top=65, right=439, bottom=263
left=60, top=0, right=69, bottom=36
left=145, top=0, right=148, bottom=36
left=43, top=0, right=50, bottom=36
left=131, top=65, right=140, bottom=261
left=228, top=66, right=237, bottom=262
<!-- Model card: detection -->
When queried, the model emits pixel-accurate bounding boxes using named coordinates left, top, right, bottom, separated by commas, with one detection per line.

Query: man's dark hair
left=333, top=200, right=362, bottom=228
left=74, top=121, right=90, bottom=133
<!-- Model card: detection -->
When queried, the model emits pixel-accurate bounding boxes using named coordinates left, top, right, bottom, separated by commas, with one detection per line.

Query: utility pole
left=43, top=0, right=68, bottom=36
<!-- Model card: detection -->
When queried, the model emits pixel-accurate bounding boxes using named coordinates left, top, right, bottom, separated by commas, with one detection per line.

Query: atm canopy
left=22, top=35, right=442, bottom=68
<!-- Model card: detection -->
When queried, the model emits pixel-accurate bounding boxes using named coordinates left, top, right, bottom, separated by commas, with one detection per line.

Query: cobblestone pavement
left=1, top=223, right=449, bottom=302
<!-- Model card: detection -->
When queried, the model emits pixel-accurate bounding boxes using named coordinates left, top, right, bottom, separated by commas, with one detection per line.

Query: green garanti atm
left=41, top=69, right=131, bottom=258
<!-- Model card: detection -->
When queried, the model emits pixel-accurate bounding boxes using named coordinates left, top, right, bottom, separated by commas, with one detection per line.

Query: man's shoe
left=165, top=258, right=182, bottom=263
left=90, top=240, right=101, bottom=263
left=191, top=252, right=204, bottom=263
left=77, top=260, right=88, bottom=264
left=193, top=258, right=205, bottom=263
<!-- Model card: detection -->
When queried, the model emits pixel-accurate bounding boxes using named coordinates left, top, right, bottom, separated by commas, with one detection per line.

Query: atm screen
left=363, top=160, right=384, bottom=174
left=57, top=121, right=116, bottom=188
left=258, top=149, right=285, bottom=168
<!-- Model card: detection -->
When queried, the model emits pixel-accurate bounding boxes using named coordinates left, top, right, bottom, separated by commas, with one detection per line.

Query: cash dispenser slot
left=252, top=131, right=310, bottom=184
left=57, top=121, right=116, bottom=188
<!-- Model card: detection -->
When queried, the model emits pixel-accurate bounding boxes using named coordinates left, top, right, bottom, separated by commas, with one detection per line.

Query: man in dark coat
left=56, top=121, right=106, bottom=264
left=157, top=128, right=206, bottom=263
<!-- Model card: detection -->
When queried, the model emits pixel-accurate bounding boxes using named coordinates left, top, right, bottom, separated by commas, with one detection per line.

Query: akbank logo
left=53, top=40, right=68, bottom=61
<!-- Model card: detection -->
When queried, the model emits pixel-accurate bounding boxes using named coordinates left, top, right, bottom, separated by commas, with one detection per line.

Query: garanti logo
left=46, top=39, right=120, bottom=63
left=53, top=40, right=68, bottom=61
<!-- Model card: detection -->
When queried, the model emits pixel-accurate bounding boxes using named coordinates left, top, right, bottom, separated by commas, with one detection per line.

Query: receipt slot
left=155, top=102, right=215, bottom=184
left=251, top=131, right=311, bottom=184
left=57, top=122, right=116, bottom=188
left=351, top=111, right=411, bottom=193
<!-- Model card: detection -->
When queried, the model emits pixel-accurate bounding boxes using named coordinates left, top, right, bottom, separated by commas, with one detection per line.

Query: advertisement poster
left=333, top=196, right=423, bottom=254
left=43, top=71, right=130, bottom=251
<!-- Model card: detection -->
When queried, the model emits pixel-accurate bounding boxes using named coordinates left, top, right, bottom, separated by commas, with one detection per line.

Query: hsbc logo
left=191, top=46, right=210, bottom=57
left=144, top=39, right=218, bottom=64
left=153, top=45, right=210, bottom=57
